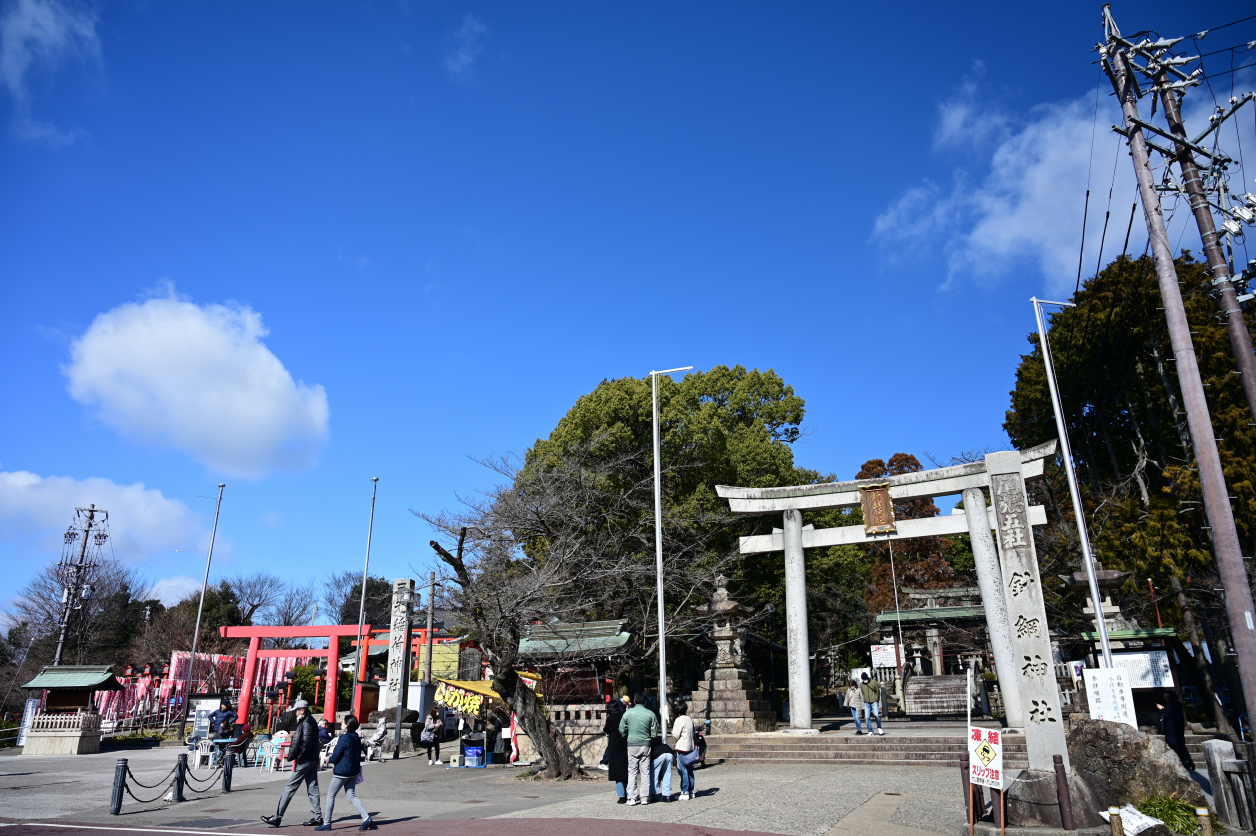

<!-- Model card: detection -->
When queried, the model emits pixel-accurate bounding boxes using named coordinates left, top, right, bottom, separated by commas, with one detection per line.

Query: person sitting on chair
left=227, top=722, right=254, bottom=766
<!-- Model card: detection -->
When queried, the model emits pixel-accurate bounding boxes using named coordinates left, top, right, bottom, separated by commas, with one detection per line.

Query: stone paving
left=0, top=746, right=966, bottom=836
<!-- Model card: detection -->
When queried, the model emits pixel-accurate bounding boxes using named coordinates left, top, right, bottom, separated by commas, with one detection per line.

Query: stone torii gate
left=716, top=441, right=1069, bottom=771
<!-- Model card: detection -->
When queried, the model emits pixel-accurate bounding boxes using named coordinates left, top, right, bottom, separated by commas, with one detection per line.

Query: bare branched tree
left=226, top=572, right=285, bottom=622
left=415, top=439, right=737, bottom=779
left=261, top=582, right=318, bottom=649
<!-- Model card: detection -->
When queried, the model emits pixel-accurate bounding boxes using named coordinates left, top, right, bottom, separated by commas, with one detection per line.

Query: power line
left=1199, top=13, right=1256, bottom=36
left=1196, top=59, right=1256, bottom=82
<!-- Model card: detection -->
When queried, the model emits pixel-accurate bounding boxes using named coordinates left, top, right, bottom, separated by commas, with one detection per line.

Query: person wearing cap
left=860, top=673, right=886, bottom=736
left=262, top=699, right=324, bottom=828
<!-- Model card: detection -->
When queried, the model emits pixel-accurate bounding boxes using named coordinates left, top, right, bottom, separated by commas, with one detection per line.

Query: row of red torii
left=715, top=441, right=1066, bottom=773
left=217, top=624, right=441, bottom=721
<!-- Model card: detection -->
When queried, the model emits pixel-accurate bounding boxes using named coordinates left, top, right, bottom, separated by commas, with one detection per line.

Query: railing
left=30, top=711, right=101, bottom=733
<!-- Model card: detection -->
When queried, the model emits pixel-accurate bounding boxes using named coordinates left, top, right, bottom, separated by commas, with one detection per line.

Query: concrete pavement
left=0, top=746, right=965, bottom=836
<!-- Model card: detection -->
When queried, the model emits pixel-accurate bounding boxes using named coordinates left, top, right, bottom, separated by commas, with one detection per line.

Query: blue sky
left=3, top=0, right=1255, bottom=610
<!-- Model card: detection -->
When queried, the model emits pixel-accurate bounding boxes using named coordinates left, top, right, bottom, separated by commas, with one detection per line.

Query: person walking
left=619, top=693, right=659, bottom=806
left=315, top=714, right=375, bottom=831
left=671, top=702, right=698, bottom=801
left=421, top=708, right=443, bottom=765
left=262, top=699, right=323, bottom=828
left=1157, top=691, right=1194, bottom=770
left=844, top=681, right=866, bottom=735
left=603, top=696, right=629, bottom=803
left=860, top=673, right=885, bottom=736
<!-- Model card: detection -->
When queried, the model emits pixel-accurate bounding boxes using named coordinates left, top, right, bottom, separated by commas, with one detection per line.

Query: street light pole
left=1032, top=298, right=1113, bottom=667
left=651, top=365, right=692, bottom=735
left=178, top=484, right=225, bottom=741
left=353, top=478, right=380, bottom=719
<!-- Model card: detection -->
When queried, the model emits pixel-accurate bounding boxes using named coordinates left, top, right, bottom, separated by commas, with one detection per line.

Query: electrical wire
left=1196, top=60, right=1256, bottom=83
left=1198, top=13, right=1256, bottom=37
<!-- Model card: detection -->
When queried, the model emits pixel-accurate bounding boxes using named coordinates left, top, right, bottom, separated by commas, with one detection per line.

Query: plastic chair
left=192, top=738, right=215, bottom=769
left=254, top=740, right=281, bottom=772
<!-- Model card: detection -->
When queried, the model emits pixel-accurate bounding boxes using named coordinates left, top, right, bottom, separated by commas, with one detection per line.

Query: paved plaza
left=0, top=746, right=965, bottom=836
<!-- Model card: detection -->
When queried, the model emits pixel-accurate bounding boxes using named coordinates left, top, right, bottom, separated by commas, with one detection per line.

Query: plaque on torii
left=715, top=441, right=1068, bottom=770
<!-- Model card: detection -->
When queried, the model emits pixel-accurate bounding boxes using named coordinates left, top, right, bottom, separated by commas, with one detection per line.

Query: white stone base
left=782, top=727, right=819, bottom=735
left=22, top=730, right=102, bottom=756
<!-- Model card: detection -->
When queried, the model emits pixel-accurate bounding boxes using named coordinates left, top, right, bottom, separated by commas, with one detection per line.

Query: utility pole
left=53, top=505, right=105, bottom=667
left=1101, top=5, right=1256, bottom=720
left=1155, top=76, right=1256, bottom=424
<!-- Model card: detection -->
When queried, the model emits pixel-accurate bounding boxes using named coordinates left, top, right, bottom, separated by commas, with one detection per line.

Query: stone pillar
left=926, top=627, right=942, bottom=674
left=985, top=452, right=1069, bottom=771
left=964, top=486, right=1025, bottom=727
left=381, top=578, right=415, bottom=712
left=781, top=509, right=815, bottom=733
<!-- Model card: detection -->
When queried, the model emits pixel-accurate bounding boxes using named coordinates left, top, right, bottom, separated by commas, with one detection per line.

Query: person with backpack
left=860, top=673, right=885, bottom=736
left=315, top=714, right=375, bottom=831
left=421, top=708, right=444, bottom=765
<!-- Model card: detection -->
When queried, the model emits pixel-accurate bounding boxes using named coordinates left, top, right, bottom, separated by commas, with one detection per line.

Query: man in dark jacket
left=262, top=699, right=323, bottom=828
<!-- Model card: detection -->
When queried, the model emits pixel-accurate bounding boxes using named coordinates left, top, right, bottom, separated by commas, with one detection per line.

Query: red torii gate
left=220, top=624, right=371, bottom=720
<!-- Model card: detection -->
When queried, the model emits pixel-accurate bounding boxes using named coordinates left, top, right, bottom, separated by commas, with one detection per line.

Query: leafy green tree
left=1004, top=251, right=1256, bottom=729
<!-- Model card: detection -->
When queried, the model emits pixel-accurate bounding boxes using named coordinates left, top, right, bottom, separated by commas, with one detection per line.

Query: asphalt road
left=0, top=746, right=965, bottom=836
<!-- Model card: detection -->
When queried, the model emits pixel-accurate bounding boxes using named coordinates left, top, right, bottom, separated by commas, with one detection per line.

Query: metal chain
left=125, top=763, right=178, bottom=789
left=183, top=764, right=224, bottom=788
left=122, top=778, right=175, bottom=805
left=183, top=775, right=223, bottom=795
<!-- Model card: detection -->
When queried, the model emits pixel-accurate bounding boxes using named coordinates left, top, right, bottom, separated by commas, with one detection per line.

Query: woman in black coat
left=603, top=697, right=629, bottom=803
left=1158, top=690, right=1194, bottom=770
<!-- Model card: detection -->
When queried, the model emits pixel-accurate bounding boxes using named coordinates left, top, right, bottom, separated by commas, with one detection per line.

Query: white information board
left=1111, top=651, right=1174, bottom=688
left=968, top=726, right=1004, bottom=788
left=16, top=698, right=38, bottom=747
left=870, top=644, right=899, bottom=669
left=1084, top=667, right=1137, bottom=728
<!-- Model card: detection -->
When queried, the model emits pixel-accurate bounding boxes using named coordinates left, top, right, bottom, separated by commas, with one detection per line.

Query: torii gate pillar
left=781, top=509, right=815, bottom=733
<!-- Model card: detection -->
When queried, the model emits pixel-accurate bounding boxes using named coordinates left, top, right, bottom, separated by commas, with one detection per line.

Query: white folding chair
left=192, top=738, right=215, bottom=769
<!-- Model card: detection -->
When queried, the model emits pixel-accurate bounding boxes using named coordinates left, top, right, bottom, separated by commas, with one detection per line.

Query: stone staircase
left=904, top=675, right=969, bottom=716
left=704, top=732, right=1029, bottom=768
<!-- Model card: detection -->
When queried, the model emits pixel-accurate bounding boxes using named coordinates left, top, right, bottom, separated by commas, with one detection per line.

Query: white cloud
left=150, top=575, right=201, bottom=606
left=0, top=0, right=99, bottom=146
left=65, top=286, right=329, bottom=478
left=0, top=470, right=203, bottom=563
left=874, top=68, right=1255, bottom=293
left=444, top=14, right=487, bottom=81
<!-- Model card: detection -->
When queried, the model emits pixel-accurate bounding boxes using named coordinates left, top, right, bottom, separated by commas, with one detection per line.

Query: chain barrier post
left=223, top=751, right=234, bottom=793
left=174, top=753, right=187, bottom=802
left=110, top=758, right=127, bottom=815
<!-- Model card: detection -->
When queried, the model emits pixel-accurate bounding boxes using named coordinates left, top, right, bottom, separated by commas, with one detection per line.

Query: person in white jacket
left=671, top=702, right=699, bottom=801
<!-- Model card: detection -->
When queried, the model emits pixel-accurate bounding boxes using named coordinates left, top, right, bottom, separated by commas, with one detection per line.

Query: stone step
left=688, top=697, right=773, bottom=707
